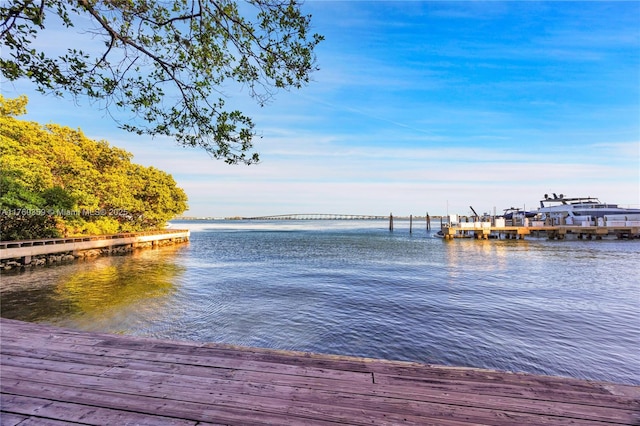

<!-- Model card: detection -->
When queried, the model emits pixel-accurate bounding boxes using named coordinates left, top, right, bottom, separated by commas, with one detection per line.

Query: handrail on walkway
left=0, top=229, right=189, bottom=250
left=0, top=229, right=190, bottom=262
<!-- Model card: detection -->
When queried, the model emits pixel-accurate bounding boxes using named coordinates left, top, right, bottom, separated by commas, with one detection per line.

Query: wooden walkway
left=0, top=230, right=190, bottom=261
left=1, top=319, right=638, bottom=425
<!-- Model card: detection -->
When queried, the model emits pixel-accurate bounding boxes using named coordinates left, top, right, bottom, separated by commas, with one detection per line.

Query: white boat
left=500, top=207, right=536, bottom=220
left=537, top=193, right=640, bottom=225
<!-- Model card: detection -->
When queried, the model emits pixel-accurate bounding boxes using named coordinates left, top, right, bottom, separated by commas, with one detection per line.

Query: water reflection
left=0, top=246, right=185, bottom=328
left=2, top=223, right=639, bottom=385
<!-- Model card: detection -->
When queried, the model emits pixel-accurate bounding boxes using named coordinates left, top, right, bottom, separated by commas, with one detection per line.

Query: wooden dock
left=440, top=223, right=640, bottom=240
left=0, top=230, right=190, bottom=269
left=1, top=319, right=638, bottom=425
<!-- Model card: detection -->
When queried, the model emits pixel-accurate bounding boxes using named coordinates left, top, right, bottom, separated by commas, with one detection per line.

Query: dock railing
left=0, top=229, right=190, bottom=262
left=441, top=215, right=640, bottom=240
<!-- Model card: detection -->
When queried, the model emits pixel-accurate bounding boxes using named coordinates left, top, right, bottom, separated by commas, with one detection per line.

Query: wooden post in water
left=389, top=213, right=394, bottom=232
left=409, top=215, right=413, bottom=234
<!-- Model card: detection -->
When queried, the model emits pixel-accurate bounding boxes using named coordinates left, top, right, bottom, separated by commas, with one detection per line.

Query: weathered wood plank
left=0, top=319, right=578, bottom=387
left=5, top=341, right=636, bottom=418
left=2, top=377, right=449, bottom=426
left=0, top=328, right=106, bottom=347
left=3, top=356, right=637, bottom=425
left=2, top=318, right=639, bottom=425
left=373, top=371, right=640, bottom=409
left=0, top=320, right=627, bottom=396
left=1, top=366, right=456, bottom=425
left=0, top=413, right=81, bottom=426
left=96, top=365, right=640, bottom=424
left=2, top=339, right=373, bottom=384
left=0, top=322, right=610, bottom=395
left=0, top=412, right=32, bottom=426
left=0, top=393, right=198, bottom=426
left=4, top=338, right=637, bottom=415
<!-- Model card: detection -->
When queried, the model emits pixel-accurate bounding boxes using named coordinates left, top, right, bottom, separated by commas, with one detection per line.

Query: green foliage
left=1, top=0, right=323, bottom=165
left=42, top=186, right=75, bottom=211
left=0, top=173, right=60, bottom=240
left=0, top=95, right=188, bottom=240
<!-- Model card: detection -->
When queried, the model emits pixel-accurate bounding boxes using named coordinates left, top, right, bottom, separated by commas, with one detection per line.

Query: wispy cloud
left=5, top=1, right=639, bottom=216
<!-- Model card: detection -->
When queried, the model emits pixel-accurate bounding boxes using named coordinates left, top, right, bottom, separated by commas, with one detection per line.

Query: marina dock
left=1, top=318, right=638, bottom=425
left=439, top=220, right=640, bottom=240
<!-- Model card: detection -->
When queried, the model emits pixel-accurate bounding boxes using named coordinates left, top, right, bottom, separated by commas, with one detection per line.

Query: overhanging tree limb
left=0, top=0, right=323, bottom=164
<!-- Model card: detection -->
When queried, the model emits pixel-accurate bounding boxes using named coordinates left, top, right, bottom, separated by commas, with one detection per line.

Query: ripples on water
left=1, top=220, right=638, bottom=384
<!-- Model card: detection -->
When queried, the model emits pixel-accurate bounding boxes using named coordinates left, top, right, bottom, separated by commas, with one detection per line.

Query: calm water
left=2, top=220, right=639, bottom=385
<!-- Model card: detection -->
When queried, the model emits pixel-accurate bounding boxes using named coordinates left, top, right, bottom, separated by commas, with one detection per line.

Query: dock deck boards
left=1, top=318, right=638, bottom=425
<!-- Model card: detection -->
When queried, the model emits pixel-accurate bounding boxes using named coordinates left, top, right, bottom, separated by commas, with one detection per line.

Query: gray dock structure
left=0, top=230, right=190, bottom=268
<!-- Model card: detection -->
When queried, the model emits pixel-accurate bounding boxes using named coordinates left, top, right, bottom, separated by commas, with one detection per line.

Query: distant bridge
left=242, top=214, right=389, bottom=221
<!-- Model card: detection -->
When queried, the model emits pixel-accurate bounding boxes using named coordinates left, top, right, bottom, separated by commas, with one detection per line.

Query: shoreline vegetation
left=0, top=95, right=188, bottom=242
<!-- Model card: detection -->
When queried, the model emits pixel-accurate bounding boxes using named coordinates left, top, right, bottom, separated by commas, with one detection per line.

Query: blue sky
left=3, top=1, right=639, bottom=217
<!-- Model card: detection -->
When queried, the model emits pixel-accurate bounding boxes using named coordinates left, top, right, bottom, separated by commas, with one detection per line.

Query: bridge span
left=242, top=214, right=388, bottom=220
